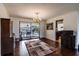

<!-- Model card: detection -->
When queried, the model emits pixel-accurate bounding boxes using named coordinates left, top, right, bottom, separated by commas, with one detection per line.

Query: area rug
left=25, top=40, right=57, bottom=56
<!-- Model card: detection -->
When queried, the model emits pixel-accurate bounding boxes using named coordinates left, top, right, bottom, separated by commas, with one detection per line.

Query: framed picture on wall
left=46, top=23, right=53, bottom=30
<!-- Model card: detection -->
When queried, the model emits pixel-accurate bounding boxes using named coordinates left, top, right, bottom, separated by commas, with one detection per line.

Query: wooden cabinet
left=1, top=18, right=13, bottom=56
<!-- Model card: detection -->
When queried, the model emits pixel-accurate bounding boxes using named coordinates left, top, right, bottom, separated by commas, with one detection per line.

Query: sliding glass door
left=19, top=22, right=40, bottom=40
left=20, top=22, right=31, bottom=40
left=31, top=23, right=40, bottom=39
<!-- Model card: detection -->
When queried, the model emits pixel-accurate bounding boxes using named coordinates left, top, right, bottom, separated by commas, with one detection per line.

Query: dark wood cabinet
left=56, top=30, right=75, bottom=50
left=1, top=18, right=13, bottom=56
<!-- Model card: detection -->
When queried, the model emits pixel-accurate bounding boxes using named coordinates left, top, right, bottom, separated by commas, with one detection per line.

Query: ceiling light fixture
left=33, top=12, right=41, bottom=23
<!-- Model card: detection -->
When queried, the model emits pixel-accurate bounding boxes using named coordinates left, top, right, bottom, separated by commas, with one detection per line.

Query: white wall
left=46, top=18, right=56, bottom=41
left=0, top=3, right=9, bottom=56
left=40, top=20, right=46, bottom=38
left=0, top=4, right=9, bottom=18
left=0, top=20, right=1, bottom=55
left=11, top=17, right=45, bottom=39
left=76, top=13, right=79, bottom=49
left=46, top=11, right=78, bottom=44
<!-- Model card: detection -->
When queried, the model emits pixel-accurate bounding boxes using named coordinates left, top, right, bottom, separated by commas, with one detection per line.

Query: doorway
left=55, top=19, right=64, bottom=40
left=56, top=19, right=64, bottom=32
left=19, top=22, right=40, bottom=40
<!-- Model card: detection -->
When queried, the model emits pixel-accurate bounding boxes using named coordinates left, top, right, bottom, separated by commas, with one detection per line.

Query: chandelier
left=33, top=12, right=41, bottom=23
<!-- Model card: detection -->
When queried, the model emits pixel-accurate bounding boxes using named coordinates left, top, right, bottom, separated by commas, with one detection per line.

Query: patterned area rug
left=25, top=40, right=57, bottom=56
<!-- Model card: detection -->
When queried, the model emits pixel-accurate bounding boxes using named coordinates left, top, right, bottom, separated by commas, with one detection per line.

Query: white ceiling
left=4, top=3, right=79, bottom=20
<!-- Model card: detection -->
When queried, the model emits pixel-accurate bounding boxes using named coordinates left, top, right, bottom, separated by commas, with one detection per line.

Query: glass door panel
left=20, top=22, right=31, bottom=40
left=31, top=23, right=40, bottom=38
left=20, top=22, right=40, bottom=40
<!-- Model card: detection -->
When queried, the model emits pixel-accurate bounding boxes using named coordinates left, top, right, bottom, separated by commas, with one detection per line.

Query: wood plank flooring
left=14, top=38, right=79, bottom=56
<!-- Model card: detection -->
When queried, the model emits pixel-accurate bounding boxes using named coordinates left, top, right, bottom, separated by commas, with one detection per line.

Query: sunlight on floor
left=19, top=40, right=29, bottom=56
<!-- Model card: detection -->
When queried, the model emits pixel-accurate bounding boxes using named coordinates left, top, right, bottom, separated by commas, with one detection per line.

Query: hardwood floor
left=14, top=38, right=79, bottom=56
left=14, top=40, right=29, bottom=56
